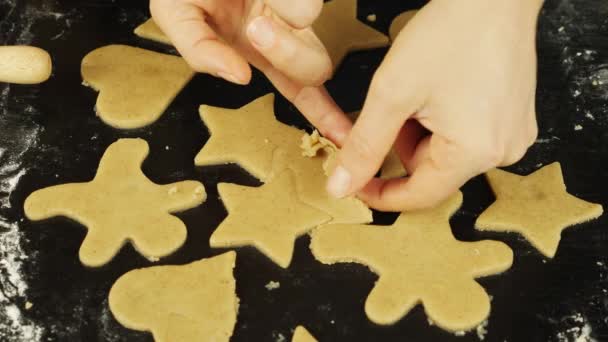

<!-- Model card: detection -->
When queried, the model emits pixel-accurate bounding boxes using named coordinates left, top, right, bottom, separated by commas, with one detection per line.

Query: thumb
left=357, top=135, right=479, bottom=212
left=326, top=77, right=422, bottom=199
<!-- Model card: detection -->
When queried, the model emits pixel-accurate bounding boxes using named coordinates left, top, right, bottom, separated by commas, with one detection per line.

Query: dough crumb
left=476, top=320, right=488, bottom=340
left=574, top=124, right=583, bottom=131
left=427, top=318, right=434, bottom=326
left=367, top=14, right=377, bottom=22
left=330, top=320, right=335, bottom=325
left=585, top=112, right=595, bottom=120
left=273, top=332, right=286, bottom=342
left=147, top=256, right=160, bottom=262
left=25, top=302, right=33, bottom=310
left=301, top=130, right=336, bottom=157
left=265, top=281, right=281, bottom=291
left=167, top=186, right=178, bottom=195
left=454, top=330, right=466, bottom=337
left=597, top=261, right=604, bottom=266
left=195, top=186, right=205, bottom=195
left=165, top=145, right=170, bottom=150
left=558, top=26, right=565, bottom=32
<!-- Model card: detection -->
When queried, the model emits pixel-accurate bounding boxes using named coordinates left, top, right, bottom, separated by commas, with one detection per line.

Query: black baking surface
left=0, top=0, right=607, bottom=341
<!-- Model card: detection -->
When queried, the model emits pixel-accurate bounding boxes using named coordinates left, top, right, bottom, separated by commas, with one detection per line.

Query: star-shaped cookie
left=211, top=170, right=331, bottom=268
left=292, top=326, right=318, bottom=342
left=195, top=94, right=302, bottom=181
left=24, top=138, right=206, bottom=267
left=109, top=252, right=238, bottom=342
left=476, top=162, right=603, bottom=258
left=81, top=45, right=194, bottom=129
left=312, top=0, right=389, bottom=71
left=310, top=192, right=513, bottom=331
left=134, top=19, right=171, bottom=45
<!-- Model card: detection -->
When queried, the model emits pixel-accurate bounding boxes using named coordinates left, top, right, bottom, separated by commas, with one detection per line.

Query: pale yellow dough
left=389, top=10, right=418, bottom=41
left=476, top=162, right=603, bottom=258
left=196, top=94, right=372, bottom=224
left=212, top=170, right=331, bottom=268
left=134, top=19, right=171, bottom=45
left=24, top=139, right=206, bottom=267
left=310, top=192, right=513, bottom=331
left=109, top=252, right=238, bottom=342
left=292, top=326, right=318, bottom=342
left=81, top=45, right=194, bottom=129
left=312, top=0, right=389, bottom=71
left=0, top=46, right=52, bottom=84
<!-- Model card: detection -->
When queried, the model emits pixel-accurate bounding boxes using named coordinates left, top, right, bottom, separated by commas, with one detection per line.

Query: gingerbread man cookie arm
left=24, top=183, right=86, bottom=221
left=79, top=224, right=132, bottom=267
left=310, top=224, right=390, bottom=267
left=364, top=275, right=420, bottom=325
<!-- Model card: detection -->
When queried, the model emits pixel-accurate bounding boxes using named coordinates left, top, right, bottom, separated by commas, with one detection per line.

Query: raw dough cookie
left=292, top=326, right=318, bottom=342
left=310, top=192, right=513, bottom=331
left=476, top=163, right=603, bottom=258
left=195, top=94, right=302, bottom=181
left=0, top=46, right=52, bottom=84
left=212, top=170, right=331, bottom=268
left=81, top=45, right=194, bottom=129
left=389, top=10, right=418, bottom=41
left=109, top=251, right=238, bottom=342
left=312, top=0, right=389, bottom=71
left=134, top=19, right=171, bottom=45
left=24, top=139, right=206, bottom=267
left=196, top=94, right=372, bottom=224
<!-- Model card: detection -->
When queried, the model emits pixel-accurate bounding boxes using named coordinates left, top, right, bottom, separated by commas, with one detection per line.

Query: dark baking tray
left=0, top=0, right=607, bottom=341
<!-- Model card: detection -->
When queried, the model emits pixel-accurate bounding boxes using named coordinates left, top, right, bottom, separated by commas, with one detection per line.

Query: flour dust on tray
left=0, top=83, right=45, bottom=340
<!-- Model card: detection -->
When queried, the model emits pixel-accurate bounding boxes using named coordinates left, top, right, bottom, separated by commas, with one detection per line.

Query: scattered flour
left=556, top=313, right=596, bottom=342
left=574, top=124, right=583, bottom=131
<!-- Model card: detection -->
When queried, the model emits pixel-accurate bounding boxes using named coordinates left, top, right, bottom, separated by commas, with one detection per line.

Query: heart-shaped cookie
left=81, top=45, right=194, bottom=129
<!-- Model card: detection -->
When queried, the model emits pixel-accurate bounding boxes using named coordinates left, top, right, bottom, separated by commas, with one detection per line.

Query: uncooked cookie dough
left=310, top=192, right=514, bottom=331
left=81, top=45, right=194, bottom=129
left=292, top=326, right=318, bottom=342
left=212, top=170, right=331, bottom=268
left=24, top=138, right=206, bottom=267
left=0, top=46, right=52, bottom=84
left=109, top=252, right=238, bottom=342
left=134, top=18, right=171, bottom=45
left=389, top=10, right=418, bottom=41
left=195, top=94, right=302, bottom=181
left=476, top=162, right=603, bottom=258
left=312, top=0, right=389, bottom=71
left=196, top=94, right=372, bottom=224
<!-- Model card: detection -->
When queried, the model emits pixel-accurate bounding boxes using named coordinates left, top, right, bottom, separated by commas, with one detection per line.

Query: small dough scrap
left=109, top=252, right=238, bottom=342
left=312, top=0, right=389, bottom=71
left=81, top=45, right=194, bottom=129
left=196, top=95, right=372, bottom=224
left=389, top=10, right=418, bottom=41
left=134, top=19, right=171, bottom=45
left=281, top=134, right=372, bottom=224
left=212, top=170, right=331, bottom=268
left=0, top=46, right=52, bottom=84
left=24, top=139, right=206, bottom=267
left=292, top=326, right=318, bottom=342
left=195, top=94, right=302, bottom=181
left=310, top=192, right=513, bottom=331
left=476, top=162, right=603, bottom=258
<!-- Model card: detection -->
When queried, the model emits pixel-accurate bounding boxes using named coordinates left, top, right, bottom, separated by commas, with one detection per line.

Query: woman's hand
left=327, top=0, right=543, bottom=212
left=151, top=0, right=353, bottom=143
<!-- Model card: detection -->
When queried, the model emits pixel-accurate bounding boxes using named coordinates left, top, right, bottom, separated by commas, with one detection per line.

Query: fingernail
left=247, top=17, right=275, bottom=49
left=327, top=166, right=352, bottom=199
left=217, top=72, right=241, bottom=84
